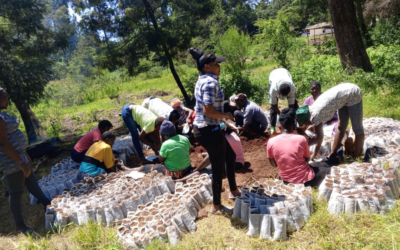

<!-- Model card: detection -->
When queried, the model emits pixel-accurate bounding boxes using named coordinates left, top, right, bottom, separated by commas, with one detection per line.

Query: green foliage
left=215, top=28, right=251, bottom=73
left=73, top=221, right=122, bottom=250
left=371, top=19, right=400, bottom=46
left=256, top=16, right=295, bottom=69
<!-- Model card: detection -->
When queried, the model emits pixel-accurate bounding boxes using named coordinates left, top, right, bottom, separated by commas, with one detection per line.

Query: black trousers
left=234, top=110, right=266, bottom=134
left=304, top=162, right=332, bottom=188
left=194, top=125, right=238, bottom=205
left=270, top=99, right=299, bottom=127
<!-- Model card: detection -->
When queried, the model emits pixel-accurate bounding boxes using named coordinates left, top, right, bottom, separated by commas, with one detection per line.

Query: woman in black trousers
left=188, top=47, right=241, bottom=214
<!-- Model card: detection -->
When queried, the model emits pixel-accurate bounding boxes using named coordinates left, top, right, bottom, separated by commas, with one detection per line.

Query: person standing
left=121, top=104, right=165, bottom=163
left=0, top=87, right=50, bottom=234
left=268, top=68, right=298, bottom=134
left=188, top=47, right=241, bottom=213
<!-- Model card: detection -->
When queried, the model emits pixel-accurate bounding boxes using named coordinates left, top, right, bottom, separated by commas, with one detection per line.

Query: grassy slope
left=2, top=64, right=400, bottom=250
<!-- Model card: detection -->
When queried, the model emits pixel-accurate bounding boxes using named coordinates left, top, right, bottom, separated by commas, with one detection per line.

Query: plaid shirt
left=194, top=73, right=224, bottom=128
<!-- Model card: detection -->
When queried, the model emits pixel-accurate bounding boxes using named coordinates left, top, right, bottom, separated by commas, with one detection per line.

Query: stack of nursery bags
left=112, top=135, right=137, bottom=159
left=232, top=180, right=313, bottom=241
left=31, top=158, right=80, bottom=204
left=117, top=175, right=213, bottom=249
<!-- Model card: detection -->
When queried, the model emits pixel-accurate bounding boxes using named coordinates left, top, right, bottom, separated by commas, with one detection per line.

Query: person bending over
left=223, top=95, right=240, bottom=117
left=296, top=83, right=364, bottom=160
left=234, top=93, right=269, bottom=135
left=121, top=103, right=165, bottom=163
left=268, top=68, right=298, bottom=134
left=158, top=121, right=193, bottom=179
left=303, top=81, right=338, bottom=136
left=142, top=97, right=180, bottom=126
left=71, top=120, right=113, bottom=163
left=77, top=132, right=129, bottom=180
left=267, top=108, right=331, bottom=188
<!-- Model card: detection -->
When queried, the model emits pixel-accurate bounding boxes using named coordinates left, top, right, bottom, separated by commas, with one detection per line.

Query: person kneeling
left=158, top=121, right=193, bottom=180
left=77, top=132, right=128, bottom=180
left=266, top=108, right=330, bottom=188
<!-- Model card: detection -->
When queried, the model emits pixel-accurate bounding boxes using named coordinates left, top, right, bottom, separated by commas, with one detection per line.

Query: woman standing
left=0, top=87, right=50, bottom=234
left=188, top=47, right=241, bottom=214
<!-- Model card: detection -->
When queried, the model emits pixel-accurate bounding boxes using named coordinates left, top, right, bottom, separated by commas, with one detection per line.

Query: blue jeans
left=122, top=104, right=144, bottom=158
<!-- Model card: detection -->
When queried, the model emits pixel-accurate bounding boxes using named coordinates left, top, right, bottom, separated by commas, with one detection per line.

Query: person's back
left=74, top=128, right=102, bottom=153
left=142, top=97, right=174, bottom=120
left=243, top=101, right=268, bottom=128
left=80, top=141, right=115, bottom=176
left=267, top=133, right=313, bottom=183
left=131, top=105, right=157, bottom=133
left=160, top=134, right=191, bottom=171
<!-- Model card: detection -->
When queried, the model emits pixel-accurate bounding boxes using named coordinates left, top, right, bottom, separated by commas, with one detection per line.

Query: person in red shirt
left=71, top=120, right=113, bottom=163
left=266, top=108, right=330, bottom=187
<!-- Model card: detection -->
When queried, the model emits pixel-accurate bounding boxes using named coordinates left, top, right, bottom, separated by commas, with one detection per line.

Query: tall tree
left=327, top=0, right=373, bottom=72
left=354, top=0, right=373, bottom=47
left=0, top=0, right=69, bottom=144
left=75, top=0, right=215, bottom=104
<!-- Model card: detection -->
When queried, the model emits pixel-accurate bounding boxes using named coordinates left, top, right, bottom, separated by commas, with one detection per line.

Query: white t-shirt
left=309, top=83, right=362, bottom=126
left=142, top=97, right=173, bottom=119
left=269, top=68, right=296, bottom=105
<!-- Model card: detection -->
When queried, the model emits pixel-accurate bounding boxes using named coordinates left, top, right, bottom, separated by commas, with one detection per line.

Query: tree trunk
left=327, top=0, right=373, bottom=72
left=141, top=0, right=191, bottom=104
left=354, top=0, right=373, bottom=47
left=13, top=99, right=49, bottom=145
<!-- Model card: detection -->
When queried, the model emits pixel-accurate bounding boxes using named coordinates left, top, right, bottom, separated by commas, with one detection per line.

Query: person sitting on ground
left=77, top=132, right=130, bottom=180
left=303, top=80, right=338, bottom=135
left=296, top=83, right=365, bottom=160
left=121, top=103, right=165, bottom=163
left=223, top=95, right=240, bottom=117
left=71, top=120, right=113, bottom=163
left=171, top=98, right=194, bottom=132
left=142, top=97, right=180, bottom=126
left=268, top=68, right=298, bottom=134
left=233, top=93, right=269, bottom=135
left=158, top=121, right=193, bottom=179
left=266, top=108, right=331, bottom=188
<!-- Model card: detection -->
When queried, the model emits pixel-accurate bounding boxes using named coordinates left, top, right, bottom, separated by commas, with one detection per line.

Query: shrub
left=371, top=19, right=400, bottom=46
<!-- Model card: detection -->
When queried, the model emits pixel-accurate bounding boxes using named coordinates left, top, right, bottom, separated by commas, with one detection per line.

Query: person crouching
left=158, top=121, right=192, bottom=179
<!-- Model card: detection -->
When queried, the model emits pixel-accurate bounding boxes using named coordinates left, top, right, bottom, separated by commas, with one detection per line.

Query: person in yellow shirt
left=77, top=131, right=128, bottom=180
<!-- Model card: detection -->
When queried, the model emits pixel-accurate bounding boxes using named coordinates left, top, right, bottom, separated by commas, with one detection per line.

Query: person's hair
left=102, top=131, right=116, bottom=141
left=169, top=109, right=180, bottom=122
left=155, top=117, right=166, bottom=127
left=310, top=80, right=321, bottom=89
left=279, top=83, right=291, bottom=96
left=98, top=120, right=113, bottom=130
left=188, top=47, right=205, bottom=72
left=279, top=108, right=296, bottom=130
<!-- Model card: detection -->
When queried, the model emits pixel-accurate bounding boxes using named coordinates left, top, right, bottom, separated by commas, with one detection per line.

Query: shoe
left=17, top=226, right=35, bottom=236
left=210, top=205, right=233, bottom=214
left=229, top=192, right=241, bottom=200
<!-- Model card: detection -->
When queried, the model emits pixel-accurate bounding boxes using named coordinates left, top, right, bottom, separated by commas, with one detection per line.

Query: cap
left=198, top=54, right=225, bottom=70
left=160, top=120, right=176, bottom=135
left=295, top=104, right=310, bottom=125
left=171, top=98, right=181, bottom=108
left=234, top=93, right=247, bottom=101
left=229, top=95, right=236, bottom=106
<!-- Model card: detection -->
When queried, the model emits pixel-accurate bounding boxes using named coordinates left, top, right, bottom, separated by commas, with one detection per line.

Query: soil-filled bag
left=278, top=207, right=296, bottom=233
left=232, top=197, right=243, bottom=219
left=173, top=214, right=187, bottom=233
left=334, top=196, right=345, bottom=216
left=124, top=196, right=143, bottom=212
left=385, top=175, right=399, bottom=199
left=259, top=205, right=272, bottom=214
left=105, top=207, right=115, bottom=227
left=165, top=176, right=176, bottom=193
left=356, top=198, right=369, bottom=211
left=140, top=191, right=150, bottom=205
left=271, top=215, right=288, bottom=241
left=146, top=188, right=155, bottom=202
left=56, top=183, right=66, bottom=195
left=318, top=183, right=333, bottom=201
left=246, top=212, right=262, bottom=237
left=301, top=190, right=313, bottom=214
left=241, top=186, right=250, bottom=196
left=158, top=181, right=171, bottom=195
left=288, top=202, right=304, bottom=230
left=96, top=207, right=106, bottom=225
left=184, top=198, right=198, bottom=220
left=200, top=186, right=213, bottom=205
left=166, top=225, right=181, bottom=247
left=259, top=214, right=271, bottom=240
left=298, top=199, right=311, bottom=221
left=250, top=206, right=259, bottom=213
left=112, top=204, right=125, bottom=221
left=191, top=190, right=205, bottom=208
left=68, top=211, right=79, bottom=225
left=77, top=209, right=89, bottom=225
left=344, top=197, right=357, bottom=215
left=181, top=210, right=197, bottom=234
left=241, top=200, right=251, bottom=225
left=45, top=213, right=55, bottom=229
left=48, top=187, right=58, bottom=200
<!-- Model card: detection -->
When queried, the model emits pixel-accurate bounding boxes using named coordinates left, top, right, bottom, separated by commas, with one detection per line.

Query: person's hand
left=186, top=119, right=192, bottom=124
left=328, top=151, right=337, bottom=160
left=25, top=154, right=32, bottom=163
left=19, top=162, right=31, bottom=177
left=153, top=144, right=161, bottom=152
left=271, top=127, right=277, bottom=135
left=225, top=113, right=234, bottom=121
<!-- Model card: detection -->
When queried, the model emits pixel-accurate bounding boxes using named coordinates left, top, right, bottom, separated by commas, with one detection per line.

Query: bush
left=371, top=19, right=400, bottom=46
left=219, top=71, right=264, bottom=103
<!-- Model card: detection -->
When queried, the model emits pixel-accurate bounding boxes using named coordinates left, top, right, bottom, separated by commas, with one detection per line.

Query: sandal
left=210, top=205, right=233, bottom=214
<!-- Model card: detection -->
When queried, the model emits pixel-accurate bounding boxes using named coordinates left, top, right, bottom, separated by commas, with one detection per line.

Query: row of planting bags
left=41, top=157, right=213, bottom=249
left=231, top=180, right=313, bottom=241
left=318, top=117, right=400, bottom=216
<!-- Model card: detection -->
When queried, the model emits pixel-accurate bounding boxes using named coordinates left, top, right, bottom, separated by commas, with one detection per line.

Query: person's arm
left=0, top=118, right=31, bottom=177
left=271, top=104, right=281, bottom=116
left=268, top=158, right=278, bottom=168
left=308, top=123, right=324, bottom=160
left=287, top=88, right=296, bottom=108
left=203, top=104, right=233, bottom=120
left=139, top=130, right=158, bottom=151
left=186, top=109, right=194, bottom=124
left=158, top=155, right=166, bottom=162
